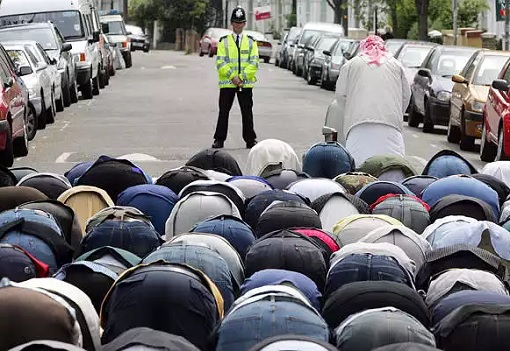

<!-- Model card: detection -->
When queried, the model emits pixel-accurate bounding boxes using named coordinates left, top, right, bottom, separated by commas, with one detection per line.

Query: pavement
left=13, top=50, right=487, bottom=177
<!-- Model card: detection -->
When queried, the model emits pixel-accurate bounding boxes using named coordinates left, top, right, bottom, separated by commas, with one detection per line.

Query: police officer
left=212, top=6, right=259, bottom=149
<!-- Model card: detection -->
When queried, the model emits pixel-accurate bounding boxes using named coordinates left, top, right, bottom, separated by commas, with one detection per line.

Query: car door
left=488, top=64, right=510, bottom=143
left=56, top=28, right=75, bottom=84
left=0, top=54, right=24, bottom=137
left=413, top=49, right=436, bottom=115
left=26, top=46, right=52, bottom=109
left=451, top=52, right=479, bottom=125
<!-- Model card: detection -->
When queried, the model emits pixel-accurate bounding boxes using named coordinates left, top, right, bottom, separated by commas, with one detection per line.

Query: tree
left=325, top=0, right=348, bottom=34
left=436, top=0, right=489, bottom=28
left=415, top=0, right=429, bottom=40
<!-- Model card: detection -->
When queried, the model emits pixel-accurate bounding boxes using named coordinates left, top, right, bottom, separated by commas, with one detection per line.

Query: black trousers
left=214, top=87, right=257, bottom=142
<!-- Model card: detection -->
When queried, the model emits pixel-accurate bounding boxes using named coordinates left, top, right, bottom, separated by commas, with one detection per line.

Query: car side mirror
left=289, top=44, right=295, bottom=48
left=18, top=66, right=33, bottom=76
left=417, top=68, right=432, bottom=79
left=452, top=74, right=467, bottom=84
left=492, top=79, right=510, bottom=92
left=61, top=42, right=72, bottom=52
left=343, top=52, right=352, bottom=60
left=4, top=76, right=13, bottom=88
left=126, top=31, right=132, bottom=35
left=323, top=50, right=331, bottom=56
left=50, top=58, right=57, bottom=65
left=92, top=30, right=100, bottom=42
left=297, top=44, right=304, bottom=49
left=101, top=23, right=109, bottom=34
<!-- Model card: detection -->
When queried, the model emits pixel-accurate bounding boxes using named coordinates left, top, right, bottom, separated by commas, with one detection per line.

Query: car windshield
left=6, top=49, right=31, bottom=68
left=318, top=37, right=338, bottom=51
left=334, top=40, right=354, bottom=55
left=432, top=50, right=473, bottom=77
left=244, top=31, right=266, bottom=41
left=0, top=11, right=84, bottom=40
left=288, top=28, right=301, bottom=42
left=104, top=21, right=125, bottom=35
left=398, top=46, right=433, bottom=68
left=473, top=55, right=510, bottom=85
left=210, top=28, right=231, bottom=39
left=299, top=30, right=323, bottom=44
left=126, top=25, right=144, bottom=36
left=386, top=41, right=405, bottom=55
left=0, top=28, right=58, bottom=50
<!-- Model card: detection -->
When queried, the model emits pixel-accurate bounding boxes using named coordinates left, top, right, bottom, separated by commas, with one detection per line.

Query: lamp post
left=453, top=0, right=458, bottom=45
left=506, top=0, right=510, bottom=50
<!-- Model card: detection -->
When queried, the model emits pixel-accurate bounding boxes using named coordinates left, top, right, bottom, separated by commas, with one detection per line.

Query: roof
left=0, top=22, right=53, bottom=30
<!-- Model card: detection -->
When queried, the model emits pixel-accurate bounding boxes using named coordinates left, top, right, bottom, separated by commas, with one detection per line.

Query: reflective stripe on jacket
left=216, top=34, right=259, bottom=89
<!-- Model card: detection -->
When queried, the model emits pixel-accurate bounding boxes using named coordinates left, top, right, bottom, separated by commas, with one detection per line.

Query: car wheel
left=81, top=78, right=93, bottom=100
left=287, top=59, right=293, bottom=71
left=13, top=123, right=28, bottom=158
left=447, top=115, right=461, bottom=143
left=70, top=79, right=79, bottom=103
left=320, top=70, right=326, bottom=89
left=46, top=90, right=56, bottom=124
left=143, top=46, right=149, bottom=53
left=62, top=74, right=71, bottom=107
left=422, top=101, right=434, bottom=133
left=24, top=105, right=37, bottom=141
left=104, top=65, right=110, bottom=86
left=199, top=46, right=205, bottom=56
left=55, top=87, right=64, bottom=112
left=307, top=67, right=317, bottom=85
left=0, top=123, right=14, bottom=167
left=459, top=114, right=475, bottom=151
left=496, top=125, right=510, bottom=161
left=208, top=46, right=214, bottom=57
left=92, top=73, right=100, bottom=96
left=263, top=57, right=270, bottom=63
left=407, top=99, right=422, bottom=128
left=275, top=57, right=279, bottom=67
left=99, top=67, right=106, bottom=89
left=125, top=52, right=133, bottom=68
left=480, top=121, right=497, bottom=162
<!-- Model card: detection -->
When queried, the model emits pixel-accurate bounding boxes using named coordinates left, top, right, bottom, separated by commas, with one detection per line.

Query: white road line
left=412, top=133, right=419, bottom=138
left=161, top=65, right=176, bottom=70
left=430, top=144, right=438, bottom=148
left=60, top=121, right=70, bottom=131
left=55, top=152, right=74, bottom=163
left=118, top=153, right=161, bottom=162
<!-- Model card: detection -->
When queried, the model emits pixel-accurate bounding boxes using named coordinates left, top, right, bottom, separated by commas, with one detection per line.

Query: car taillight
left=122, top=41, right=128, bottom=48
left=79, top=53, right=86, bottom=62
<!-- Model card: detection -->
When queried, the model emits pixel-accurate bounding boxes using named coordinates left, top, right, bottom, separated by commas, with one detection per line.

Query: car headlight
left=436, top=91, right=451, bottom=102
left=471, top=100, right=485, bottom=113
left=74, top=53, right=86, bottom=62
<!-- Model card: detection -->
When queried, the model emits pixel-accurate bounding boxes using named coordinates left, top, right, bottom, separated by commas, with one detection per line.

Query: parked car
left=449, top=50, right=510, bottom=151
left=321, top=38, right=359, bottom=90
left=274, top=31, right=288, bottom=67
left=101, top=33, right=115, bottom=78
left=385, top=39, right=407, bottom=56
left=126, top=24, right=150, bottom=52
left=303, top=34, right=341, bottom=85
left=0, top=43, right=28, bottom=166
left=301, top=34, right=323, bottom=83
left=287, top=28, right=303, bottom=71
left=278, top=26, right=301, bottom=69
left=0, top=22, right=77, bottom=110
left=4, top=42, right=53, bottom=138
left=198, top=27, right=231, bottom=57
left=244, top=30, right=272, bottom=63
left=0, top=0, right=103, bottom=100
left=101, top=14, right=132, bottom=68
left=479, top=61, right=510, bottom=161
left=293, top=22, right=345, bottom=76
left=408, top=45, right=476, bottom=133
left=394, top=42, right=438, bottom=86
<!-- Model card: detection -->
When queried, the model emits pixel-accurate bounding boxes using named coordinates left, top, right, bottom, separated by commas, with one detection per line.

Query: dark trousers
left=214, top=87, right=257, bottom=142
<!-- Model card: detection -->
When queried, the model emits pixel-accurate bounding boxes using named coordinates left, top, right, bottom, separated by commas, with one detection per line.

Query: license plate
left=476, top=124, right=482, bottom=131
left=133, top=42, right=143, bottom=47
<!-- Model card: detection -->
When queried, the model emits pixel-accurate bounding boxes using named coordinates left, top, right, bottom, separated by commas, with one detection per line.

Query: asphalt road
left=13, top=50, right=486, bottom=177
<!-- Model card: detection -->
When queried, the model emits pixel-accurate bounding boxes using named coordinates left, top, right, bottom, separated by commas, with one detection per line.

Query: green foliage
left=395, top=0, right=417, bottom=38
left=435, top=0, right=489, bottom=28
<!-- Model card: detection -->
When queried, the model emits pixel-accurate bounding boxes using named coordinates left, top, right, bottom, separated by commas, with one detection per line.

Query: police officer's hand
left=232, top=76, right=241, bottom=86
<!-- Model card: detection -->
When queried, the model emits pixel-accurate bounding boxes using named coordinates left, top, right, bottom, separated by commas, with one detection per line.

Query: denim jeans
left=325, top=254, right=412, bottom=297
left=143, top=244, right=235, bottom=311
left=216, top=300, right=330, bottom=351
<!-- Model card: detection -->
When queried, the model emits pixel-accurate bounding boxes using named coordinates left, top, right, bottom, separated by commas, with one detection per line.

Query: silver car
left=244, top=30, right=272, bottom=63
left=4, top=42, right=53, bottom=139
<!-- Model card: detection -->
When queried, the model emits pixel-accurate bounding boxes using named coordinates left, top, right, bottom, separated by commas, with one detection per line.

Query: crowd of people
left=0, top=138, right=509, bottom=351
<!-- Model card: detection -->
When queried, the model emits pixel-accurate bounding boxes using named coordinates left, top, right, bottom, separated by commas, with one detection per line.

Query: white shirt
left=234, top=33, right=243, bottom=46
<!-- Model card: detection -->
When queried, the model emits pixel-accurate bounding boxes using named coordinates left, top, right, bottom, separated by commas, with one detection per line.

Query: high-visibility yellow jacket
left=216, top=34, right=259, bottom=89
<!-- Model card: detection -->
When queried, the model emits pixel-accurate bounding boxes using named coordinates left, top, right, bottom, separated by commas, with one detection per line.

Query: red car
left=199, top=27, right=231, bottom=57
left=480, top=59, right=510, bottom=162
left=0, top=44, right=28, bottom=166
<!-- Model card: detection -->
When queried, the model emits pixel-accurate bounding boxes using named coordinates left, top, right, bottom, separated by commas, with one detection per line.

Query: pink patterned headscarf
left=359, top=35, right=389, bottom=66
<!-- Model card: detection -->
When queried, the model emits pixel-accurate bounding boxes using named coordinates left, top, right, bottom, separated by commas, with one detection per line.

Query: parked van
left=293, top=22, right=345, bottom=77
left=0, top=0, right=104, bottom=100
left=100, top=13, right=132, bottom=68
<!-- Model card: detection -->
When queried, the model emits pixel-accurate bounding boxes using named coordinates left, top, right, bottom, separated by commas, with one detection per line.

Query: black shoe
left=246, top=140, right=257, bottom=149
left=212, top=140, right=224, bottom=148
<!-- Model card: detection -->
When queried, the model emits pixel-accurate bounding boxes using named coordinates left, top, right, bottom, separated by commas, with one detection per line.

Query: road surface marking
left=430, top=144, right=438, bottom=148
left=161, top=65, right=176, bottom=70
left=55, top=152, right=74, bottom=163
left=60, top=121, right=70, bottom=131
left=118, top=153, right=161, bottom=162
left=412, top=133, right=419, bottom=138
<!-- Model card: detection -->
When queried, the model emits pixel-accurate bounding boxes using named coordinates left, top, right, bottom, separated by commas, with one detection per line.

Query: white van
left=293, top=22, right=345, bottom=77
left=0, top=0, right=102, bottom=99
